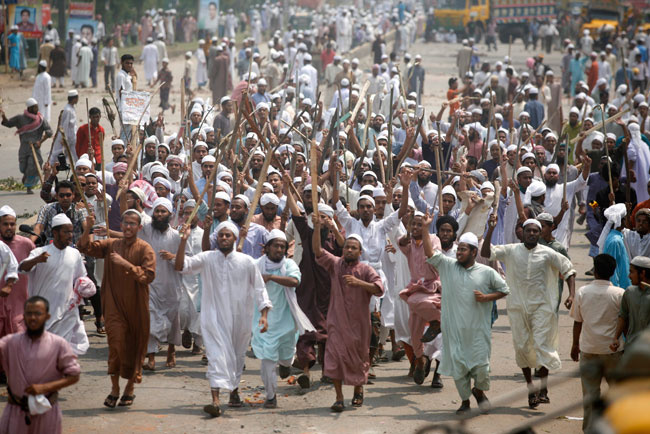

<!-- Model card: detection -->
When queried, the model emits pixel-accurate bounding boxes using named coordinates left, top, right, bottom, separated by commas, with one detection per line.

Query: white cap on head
left=75, top=158, right=92, bottom=169
left=234, top=194, right=251, bottom=208
left=630, top=256, right=650, bottom=268
left=216, top=221, right=239, bottom=238
left=357, top=195, right=375, bottom=207
left=152, top=197, right=173, bottom=213
left=26, top=98, right=38, bottom=107
left=214, top=191, right=231, bottom=203
left=458, top=232, right=479, bottom=249
left=346, top=234, right=364, bottom=249
left=0, top=205, right=16, bottom=218
left=52, top=213, right=73, bottom=228
left=523, top=218, right=542, bottom=229
left=38, top=60, right=47, bottom=68
left=260, top=193, right=280, bottom=206
left=265, top=228, right=287, bottom=244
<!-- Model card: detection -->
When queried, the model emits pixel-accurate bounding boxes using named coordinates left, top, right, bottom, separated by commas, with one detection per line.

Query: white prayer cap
left=304, top=184, right=322, bottom=193
left=362, top=170, right=378, bottom=180
left=569, top=106, right=580, bottom=115
left=519, top=111, right=530, bottom=118
left=257, top=102, right=270, bottom=111
left=183, top=199, right=197, bottom=210
left=546, top=163, right=560, bottom=173
left=317, top=203, right=334, bottom=218
left=75, top=158, right=92, bottom=169
left=407, top=198, right=416, bottom=209
left=260, top=193, right=280, bottom=206
left=111, top=139, right=125, bottom=147
left=441, top=185, right=457, bottom=200
left=162, top=57, right=169, bottom=63
left=193, top=141, right=208, bottom=150
left=152, top=197, right=173, bottom=213
left=262, top=182, right=274, bottom=191
left=633, top=94, right=646, bottom=104
left=198, top=39, right=205, bottom=44
left=25, top=98, right=38, bottom=107
left=143, top=136, right=159, bottom=146
left=216, top=220, right=239, bottom=238
left=258, top=78, right=267, bottom=86
left=545, top=132, right=558, bottom=140
left=536, top=212, right=554, bottom=223
left=190, top=104, right=202, bottom=115
left=346, top=234, right=364, bottom=249
left=516, top=167, right=532, bottom=176
left=373, top=187, right=386, bottom=198
left=38, top=60, right=47, bottom=68
left=341, top=78, right=350, bottom=87
left=234, top=194, right=251, bottom=208
left=480, top=181, right=495, bottom=192
left=276, top=144, right=295, bottom=154
left=52, top=213, right=73, bottom=228
left=527, top=181, right=546, bottom=197
left=517, top=218, right=542, bottom=232
left=630, top=256, right=650, bottom=268
left=506, top=144, right=517, bottom=152
left=214, top=191, right=231, bottom=203
left=304, top=53, right=312, bottom=61
left=0, top=205, right=16, bottom=218
left=596, top=77, right=607, bottom=87
left=604, top=203, right=627, bottom=228
left=265, top=228, right=287, bottom=244
left=458, top=232, right=479, bottom=249
left=153, top=177, right=171, bottom=190
left=606, top=132, right=617, bottom=141
left=545, top=70, right=554, bottom=76
left=216, top=171, right=232, bottom=182
left=357, top=195, right=376, bottom=207
left=521, top=152, right=535, bottom=162
left=201, top=155, right=216, bottom=165
left=67, top=89, right=79, bottom=98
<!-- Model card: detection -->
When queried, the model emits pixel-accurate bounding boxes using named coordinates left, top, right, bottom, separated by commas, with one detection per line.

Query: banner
left=120, top=91, right=151, bottom=126
left=198, top=0, right=219, bottom=32
left=10, top=1, right=43, bottom=39
left=68, top=2, right=96, bottom=41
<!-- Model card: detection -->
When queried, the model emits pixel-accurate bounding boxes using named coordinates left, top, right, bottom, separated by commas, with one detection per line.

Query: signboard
left=68, top=2, right=96, bottom=40
left=10, top=1, right=43, bottom=39
left=121, top=91, right=151, bottom=126
left=198, top=0, right=219, bottom=32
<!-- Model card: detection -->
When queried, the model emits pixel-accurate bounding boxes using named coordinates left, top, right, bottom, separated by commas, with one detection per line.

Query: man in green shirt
left=611, top=256, right=650, bottom=350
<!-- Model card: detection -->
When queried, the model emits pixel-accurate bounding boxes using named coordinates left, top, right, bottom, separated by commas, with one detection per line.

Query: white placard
left=120, top=90, right=151, bottom=125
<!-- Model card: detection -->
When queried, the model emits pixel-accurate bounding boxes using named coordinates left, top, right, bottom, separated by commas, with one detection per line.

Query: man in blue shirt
left=523, top=87, right=544, bottom=129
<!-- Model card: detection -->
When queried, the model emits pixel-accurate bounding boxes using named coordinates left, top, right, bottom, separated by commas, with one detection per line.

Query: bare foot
left=166, top=352, right=176, bottom=367
left=143, top=354, right=155, bottom=371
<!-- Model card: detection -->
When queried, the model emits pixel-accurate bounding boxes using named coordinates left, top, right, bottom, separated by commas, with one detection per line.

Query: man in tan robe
left=79, top=210, right=156, bottom=408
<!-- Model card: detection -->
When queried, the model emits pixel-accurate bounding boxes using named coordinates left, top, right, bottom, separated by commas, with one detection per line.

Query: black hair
left=600, top=162, right=620, bottom=181
left=21, top=8, right=30, bottom=16
left=121, top=54, right=134, bottom=63
left=56, top=179, right=75, bottom=193
left=89, top=107, right=101, bottom=116
left=436, top=215, right=459, bottom=235
left=25, top=295, right=49, bottom=312
left=448, top=77, right=458, bottom=87
left=593, top=254, right=616, bottom=280
left=122, top=209, right=142, bottom=224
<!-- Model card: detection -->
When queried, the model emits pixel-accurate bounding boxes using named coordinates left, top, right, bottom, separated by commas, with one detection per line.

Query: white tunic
left=141, top=43, right=159, bottom=82
left=138, top=223, right=183, bottom=351
left=622, top=228, right=650, bottom=260
left=50, top=103, right=77, bottom=164
left=180, top=225, right=203, bottom=335
left=544, top=173, right=587, bottom=248
left=180, top=250, right=271, bottom=390
left=115, top=69, right=133, bottom=109
left=22, top=244, right=88, bottom=355
left=32, top=72, right=52, bottom=123
left=70, top=42, right=81, bottom=83
left=195, top=48, right=207, bottom=85
left=76, top=46, right=93, bottom=87
left=0, top=242, right=19, bottom=282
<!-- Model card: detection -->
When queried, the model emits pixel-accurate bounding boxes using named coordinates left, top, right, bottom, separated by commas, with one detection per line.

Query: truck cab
left=434, top=0, right=489, bottom=41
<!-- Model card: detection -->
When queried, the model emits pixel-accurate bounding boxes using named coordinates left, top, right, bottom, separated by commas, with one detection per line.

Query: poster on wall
left=68, top=2, right=96, bottom=40
left=10, top=1, right=43, bottom=39
left=197, top=0, right=219, bottom=32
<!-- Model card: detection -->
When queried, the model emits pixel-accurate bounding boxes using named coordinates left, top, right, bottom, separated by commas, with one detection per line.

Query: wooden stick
left=47, top=110, right=64, bottom=162
left=597, top=104, right=614, bottom=197
left=387, top=86, right=394, bottom=179
left=568, top=109, right=629, bottom=145
left=107, top=85, right=127, bottom=137
left=99, top=131, right=110, bottom=237
left=85, top=98, right=94, bottom=164
left=521, top=120, right=547, bottom=148
left=344, top=80, right=371, bottom=135
left=310, top=137, right=319, bottom=221
left=30, top=143, right=43, bottom=185
left=59, top=130, right=91, bottom=213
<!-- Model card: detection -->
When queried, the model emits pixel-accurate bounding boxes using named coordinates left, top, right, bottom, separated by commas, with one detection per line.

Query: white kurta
left=50, top=103, right=77, bottom=164
left=32, top=72, right=52, bottom=123
left=622, top=228, right=650, bottom=260
left=0, top=242, right=19, bottom=282
left=70, top=42, right=81, bottom=84
left=22, top=244, right=88, bottom=355
left=384, top=221, right=409, bottom=336
left=544, top=173, right=587, bottom=248
left=180, top=225, right=203, bottom=335
left=490, top=243, right=575, bottom=371
left=138, top=224, right=183, bottom=352
left=195, top=48, right=207, bottom=85
left=181, top=250, right=271, bottom=390
left=76, top=46, right=93, bottom=87
left=114, top=69, right=133, bottom=109
left=153, top=40, right=168, bottom=70
left=141, top=43, right=159, bottom=82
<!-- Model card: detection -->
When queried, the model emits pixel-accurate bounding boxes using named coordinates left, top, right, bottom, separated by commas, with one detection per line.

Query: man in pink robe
left=0, top=206, right=35, bottom=338
left=0, top=296, right=80, bottom=434
left=313, top=217, right=383, bottom=413
left=399, top=212, right=442, bottom=385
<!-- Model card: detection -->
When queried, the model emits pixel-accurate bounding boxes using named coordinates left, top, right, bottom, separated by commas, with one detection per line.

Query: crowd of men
left=0, top=1, right=650, bottom=433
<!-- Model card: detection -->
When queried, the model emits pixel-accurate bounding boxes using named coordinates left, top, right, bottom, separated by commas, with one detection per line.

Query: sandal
left=330, top=400, right=345, bottom=412
left=528, top=392, right=539, bottom=409
left=103, top=394, right=119, bottom=408
left=95, top=321, right=106, bottom=335
left=228, top=390, right=243, bottom=408
left=203, top=404, right=222, bottom=417
left=118, top=394, right=135, bottom=406
left=351, top=392, right=364, bottom=407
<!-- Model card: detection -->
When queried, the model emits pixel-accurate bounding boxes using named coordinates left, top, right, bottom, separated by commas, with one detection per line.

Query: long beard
left=152, top=215, right=171, bottom=232
left=218, top=244, right=233, bottom=254
left=545, top=179, right=558, bottom=188
left=27, top=324, right=45, bottom=338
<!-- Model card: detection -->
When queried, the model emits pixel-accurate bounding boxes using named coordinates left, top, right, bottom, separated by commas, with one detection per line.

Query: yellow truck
left=433, top=0, right=556, bottom=43
left=579, top=0, right=622, bottom=39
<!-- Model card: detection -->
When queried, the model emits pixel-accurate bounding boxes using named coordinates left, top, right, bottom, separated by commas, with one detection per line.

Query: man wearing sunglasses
left=32, top=180, right=87, bottom=245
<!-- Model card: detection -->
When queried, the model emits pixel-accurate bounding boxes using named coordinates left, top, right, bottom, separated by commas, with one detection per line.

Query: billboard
left=68, top=2, right=96, bottom=41
left=198, top=0, right=219, bottom=32
left=10, top=1, right=43, bottom=39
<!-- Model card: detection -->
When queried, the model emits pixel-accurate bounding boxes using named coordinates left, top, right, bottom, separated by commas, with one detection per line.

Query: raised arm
left=312, top=213, right=323, bottom=257
left=481, top=214, right=497, bottom=258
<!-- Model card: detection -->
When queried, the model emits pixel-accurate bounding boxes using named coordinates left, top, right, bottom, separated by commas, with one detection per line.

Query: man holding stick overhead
left=0, top=98, right=53, bottom=194
left=76, top=107, right=105, bottom=170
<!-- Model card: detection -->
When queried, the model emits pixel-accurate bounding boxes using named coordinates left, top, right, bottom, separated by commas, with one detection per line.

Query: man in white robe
left=139, top=198, right=182, bottom=370
left=75, top=39, right=93, bottom=88
left=70, top=35, right=81, bottom=86
left=50, top=90, right=78, bottom=164
left=195, top=40, right=208, bottom=89
left=33, top=60, right=52, bottom=123
left=178, top=200, right=203, bottom=354
left=153, top=35, right=168, bottom=71
left=483, top=217, right=576, bottom=409
left=175, top=221, right=271, bottom=418
left=623, top=208, right=650, bottom=259
left=141, top=38, right=159, bottom=86
left=543, top=157, right=590, bottom=249
left=19, top=214, right=89, bottom=355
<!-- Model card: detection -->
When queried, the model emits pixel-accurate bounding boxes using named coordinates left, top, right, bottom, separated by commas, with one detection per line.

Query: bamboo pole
left=99, top=131, right=109, bottom=238
left=30, top=143, right=43, bottom=185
